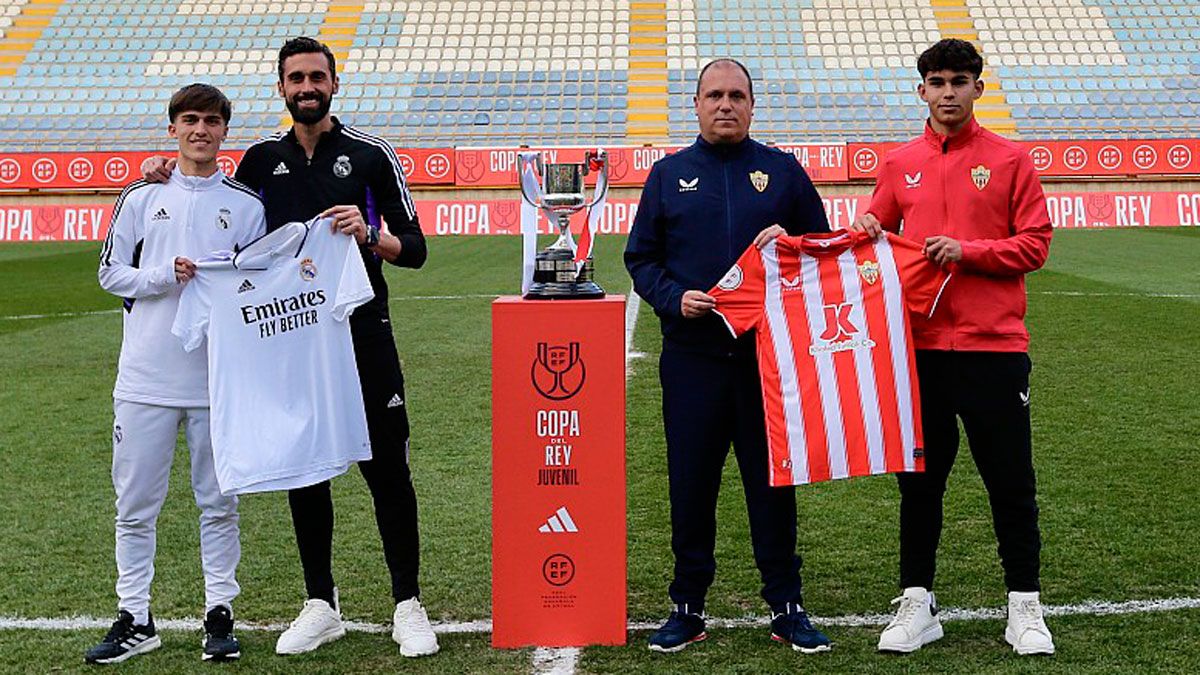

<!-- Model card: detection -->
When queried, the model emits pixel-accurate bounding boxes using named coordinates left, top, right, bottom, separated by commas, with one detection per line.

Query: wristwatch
left=364, top=224, right=381, bottom=248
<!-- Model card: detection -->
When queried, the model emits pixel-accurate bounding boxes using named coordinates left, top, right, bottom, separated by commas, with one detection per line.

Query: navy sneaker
left=84, top=610, right=161, bottom=664
left=770, top=604, right=831, bottom=654
left=648, top=606, right=707, bottom=653
left=202, top=605, right=241, bottom=661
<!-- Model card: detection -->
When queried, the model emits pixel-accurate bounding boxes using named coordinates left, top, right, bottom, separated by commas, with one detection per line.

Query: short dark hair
left=917, top=39, right=983, bottom=79
left=167, top=83, right=231, bottom=123
left=278, top=37, right=336, bottom=82
left=696, top=58, right=755, bottom=100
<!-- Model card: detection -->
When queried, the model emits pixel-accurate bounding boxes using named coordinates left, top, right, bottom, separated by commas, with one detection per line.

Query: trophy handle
left=517, top=153, right=544, bottom=208
left=585, top=150, right=609, bottom=209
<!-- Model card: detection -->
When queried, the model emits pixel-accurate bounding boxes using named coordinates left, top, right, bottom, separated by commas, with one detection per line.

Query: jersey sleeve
left=97, top=183, right=176, bottom=299
left=885, top=233, right=950, bottom=318
left=332, top=228, right=375, bottom=322
left=707, top=242, right=768, bottom=337
left=171, top=270, right=213, bottom=352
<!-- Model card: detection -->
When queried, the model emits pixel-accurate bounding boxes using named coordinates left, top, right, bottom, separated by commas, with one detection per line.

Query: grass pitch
left=1, top=228, right=1198, bottom=672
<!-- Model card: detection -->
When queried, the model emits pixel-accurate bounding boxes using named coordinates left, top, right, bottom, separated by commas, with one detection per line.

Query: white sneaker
left=275, top=590, right=346, bottom=655
left=877, top=587, right=944, bottom=653
left=1006, top=591, right=1055, bottom=655
left=392, top=597, right=439, bottom=657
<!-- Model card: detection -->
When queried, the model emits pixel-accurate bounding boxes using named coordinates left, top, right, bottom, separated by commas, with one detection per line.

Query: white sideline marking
left=6, top=596, right=1199, bottom=635
left=1032, top=290, right=1200, bottom=299
left=0, top=309, right=119, bottom=321
left=531, top=646, right=581, bottom=674
left=624, top=288, right=645, bottom=377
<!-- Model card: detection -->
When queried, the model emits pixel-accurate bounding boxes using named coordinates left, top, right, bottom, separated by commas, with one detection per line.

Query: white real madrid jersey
left=98, top=168, right=266, bottom=407
left=172, top=218, right=375, bottom=495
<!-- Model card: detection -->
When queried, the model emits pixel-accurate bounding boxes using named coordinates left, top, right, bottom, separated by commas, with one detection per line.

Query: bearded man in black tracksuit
left=625, top=59, right=833, bottom=655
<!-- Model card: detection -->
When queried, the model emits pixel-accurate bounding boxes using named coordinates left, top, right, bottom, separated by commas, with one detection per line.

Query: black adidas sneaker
left=84, top=610, right=161, bottom=664
left=202, top=605, right=241, bottom=661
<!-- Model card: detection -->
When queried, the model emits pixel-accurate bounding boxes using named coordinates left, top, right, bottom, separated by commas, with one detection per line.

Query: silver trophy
left=520, top=152, right=607, bottom=299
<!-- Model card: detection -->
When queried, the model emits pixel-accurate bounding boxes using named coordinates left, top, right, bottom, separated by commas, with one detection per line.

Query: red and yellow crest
left=970, top=164, right=991, bottom=190
left=858, top=259, right=880, bottom=285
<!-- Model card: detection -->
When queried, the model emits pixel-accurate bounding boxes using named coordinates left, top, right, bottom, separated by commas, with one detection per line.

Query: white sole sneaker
left=275, top=625, right=346, bottom=655
left=94, top=635, right=162, bottom=664
left=879, top=622, right=943, bottom=653
left=1006, top=627, right=1055, bottom=655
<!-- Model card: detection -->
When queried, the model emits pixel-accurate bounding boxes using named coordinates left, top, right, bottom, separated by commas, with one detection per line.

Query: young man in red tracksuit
left=851, top=39, right=1055, bottom=656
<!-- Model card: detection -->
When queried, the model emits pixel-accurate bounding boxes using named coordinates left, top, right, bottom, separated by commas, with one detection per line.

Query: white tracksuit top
left=99, top=167, right=266, bottom=407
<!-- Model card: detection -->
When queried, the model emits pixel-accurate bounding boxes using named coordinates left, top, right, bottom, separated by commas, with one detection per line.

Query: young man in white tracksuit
left=88, top=84, right=266, bottom=665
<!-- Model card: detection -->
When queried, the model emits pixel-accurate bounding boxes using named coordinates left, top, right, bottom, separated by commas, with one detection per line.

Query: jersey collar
left=284, top=116, right=345, bottom=148
left=782, top=229, right=871, bottom=257
left=695, top=134, right=753, bottom=159
left=169, top=166, right=226, bottom=191
left=923, top=116, right=980, bottom=152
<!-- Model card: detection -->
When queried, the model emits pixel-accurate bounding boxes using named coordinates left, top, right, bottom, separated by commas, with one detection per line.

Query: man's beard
left=286, top=93, right=332, bottom=125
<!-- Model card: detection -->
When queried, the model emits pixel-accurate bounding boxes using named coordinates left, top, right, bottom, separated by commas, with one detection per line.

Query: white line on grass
left=624, top=288, right=644, bottom=377
left=6, top=596, right=1199, bottom=635
left=1032, top=290, right=1200, bottom=299
left=531, top=647, right=581, bottom=674
left=0, top=309, right=120, bottom=321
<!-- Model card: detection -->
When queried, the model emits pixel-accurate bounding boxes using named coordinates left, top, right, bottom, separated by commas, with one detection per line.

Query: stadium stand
left=0, top=0, right=1198, bottom=150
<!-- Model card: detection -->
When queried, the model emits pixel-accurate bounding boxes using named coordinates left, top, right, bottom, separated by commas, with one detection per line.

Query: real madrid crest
left=333, top=155, right=352, bottom=178
left=749, top=170, right=769, bottom=193
left=299, top=257, right=318, bottom=281
left=858, top=259, right=880, bottom=285
left=970, top=164, right=990, bottom=191
left=216, top=207, right=231, bottom=230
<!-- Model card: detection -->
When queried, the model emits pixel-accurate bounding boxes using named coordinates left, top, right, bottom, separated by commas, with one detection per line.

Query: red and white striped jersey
left=710, top=230, right=949, bottom=487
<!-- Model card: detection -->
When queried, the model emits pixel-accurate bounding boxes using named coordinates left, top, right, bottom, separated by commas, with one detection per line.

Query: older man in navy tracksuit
left=625, top=59, right=832, bottom=654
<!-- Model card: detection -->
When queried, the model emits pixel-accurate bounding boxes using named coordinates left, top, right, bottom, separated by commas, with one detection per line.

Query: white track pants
left=111, top=399, right=240, bottom=624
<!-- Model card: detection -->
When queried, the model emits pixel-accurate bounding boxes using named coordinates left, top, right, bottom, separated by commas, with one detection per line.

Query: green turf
left=1, top=229, right=1198, bottom=671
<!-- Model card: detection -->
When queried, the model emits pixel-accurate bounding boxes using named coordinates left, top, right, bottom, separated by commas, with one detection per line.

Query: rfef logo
left=531, top=342, right=585, bottom=400
left=853, top=147, right=878, bottom=174
left=542, top=554, right=575, bottom=586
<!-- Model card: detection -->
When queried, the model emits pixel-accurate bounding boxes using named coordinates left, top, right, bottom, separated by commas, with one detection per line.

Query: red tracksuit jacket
left=867, top=117, right=1053, bottom=352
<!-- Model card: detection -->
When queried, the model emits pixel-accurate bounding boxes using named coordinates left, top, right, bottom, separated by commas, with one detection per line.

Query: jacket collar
left=923, top=116, right=980, bottom=152
left=284, top=115, right=344, bottom=147
left=169, top=165, right=226, bottom=191
left=694, top=134, right=754, bottom=158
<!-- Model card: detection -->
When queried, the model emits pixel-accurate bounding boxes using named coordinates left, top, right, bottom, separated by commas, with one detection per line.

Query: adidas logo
left=236, top=279, right=255, bottom=294
left=273, top=162, right=290, bottom=175
left=538, top=506, right=578, bottom=533
left=387, top=393, right=404, bottom=408
left=151, top=208, right=170, bottom=221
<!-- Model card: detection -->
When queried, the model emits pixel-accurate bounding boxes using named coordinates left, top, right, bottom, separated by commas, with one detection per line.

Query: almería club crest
left=858, top=259, right=880, bottom=285
left=749, top=170, right=769, bottom=192
left=970, top=164, right=991, bottom=190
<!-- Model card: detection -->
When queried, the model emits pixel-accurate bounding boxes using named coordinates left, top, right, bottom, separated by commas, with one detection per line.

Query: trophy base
left=524, top=250, right=605, bottom=300
left=523, top=280, right=606, bottom=300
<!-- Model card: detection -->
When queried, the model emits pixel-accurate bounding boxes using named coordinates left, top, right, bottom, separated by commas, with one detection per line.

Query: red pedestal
left=491, top=296, right=627, bottom=647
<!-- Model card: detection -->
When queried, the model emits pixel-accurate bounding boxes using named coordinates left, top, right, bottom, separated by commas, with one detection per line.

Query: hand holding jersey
left=708, top=230, right=949, bottom=487
left=173, top=218, right=374, bottom=495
